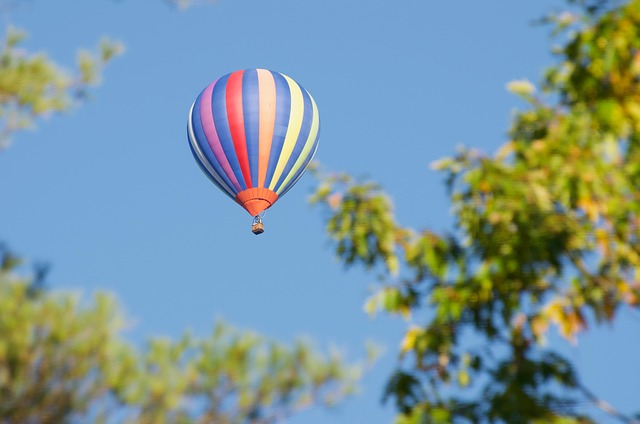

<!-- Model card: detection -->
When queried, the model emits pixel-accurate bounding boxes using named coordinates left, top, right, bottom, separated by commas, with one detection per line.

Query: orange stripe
left=257, top=69, right=276, bottom=188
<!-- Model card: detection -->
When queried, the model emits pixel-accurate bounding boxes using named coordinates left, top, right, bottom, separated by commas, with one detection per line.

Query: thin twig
left=578, top=382, right=640, bottom=424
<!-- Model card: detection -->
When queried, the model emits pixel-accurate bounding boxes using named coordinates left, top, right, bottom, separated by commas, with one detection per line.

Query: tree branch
left=577, top=382, right=640, bottom=424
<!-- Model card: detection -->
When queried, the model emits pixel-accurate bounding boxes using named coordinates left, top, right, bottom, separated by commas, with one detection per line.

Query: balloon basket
left=251, top=216, right=264, bottom=235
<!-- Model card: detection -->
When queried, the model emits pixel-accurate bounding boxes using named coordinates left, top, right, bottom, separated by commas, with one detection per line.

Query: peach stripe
left=256, top=69, right=276, bottom=188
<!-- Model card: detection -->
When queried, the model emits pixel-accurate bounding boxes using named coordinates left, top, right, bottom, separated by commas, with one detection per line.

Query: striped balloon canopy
left=187, top=69, right=320, bottom=218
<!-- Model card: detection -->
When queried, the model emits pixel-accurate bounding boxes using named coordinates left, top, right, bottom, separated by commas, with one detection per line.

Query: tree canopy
left=0, top=248, right=360, bottom=423
left=312, top=1, right=640, bottom=422
left=0, top=26, right=122, bottom=148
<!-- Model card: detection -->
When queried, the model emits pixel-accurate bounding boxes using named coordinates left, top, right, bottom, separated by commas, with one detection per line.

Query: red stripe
left=226, top=70, right=252, bottom=188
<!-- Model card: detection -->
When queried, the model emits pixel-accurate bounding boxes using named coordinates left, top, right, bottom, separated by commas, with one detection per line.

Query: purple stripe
left=199, top=80, right=242, bottom=192
left=211, top=73, right=248, bottom=191
left=190, top=97, right=237, bottom=195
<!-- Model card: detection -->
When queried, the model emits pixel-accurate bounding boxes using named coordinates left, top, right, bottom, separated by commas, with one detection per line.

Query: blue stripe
left=242, top=69, right=260, bottom=187
left=191, top=92, right=238, bottom=194
left=211, top=73, right=247, bottom=191
left=273, top=85, right=314, bottom=192
left=263, top=71, right=291, bottom=188
left=187, top=129, right=234, bottom=199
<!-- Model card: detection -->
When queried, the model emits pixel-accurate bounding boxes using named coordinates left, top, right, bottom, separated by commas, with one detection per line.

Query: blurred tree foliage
left=0, top=247, right=360, bottom=423
left=312, top=0, right=640, bottom=423
left=0, top=0, right=212, bottom=147
left=0, top=3, right=361, bottom=423
left=0, top=26, right=123, bottom=148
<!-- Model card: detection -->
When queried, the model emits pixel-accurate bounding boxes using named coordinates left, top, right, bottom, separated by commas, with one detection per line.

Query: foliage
left=312, top=1, right=640, bottom=423
left=0, top=246, right=361, bottom=424
left=0, top=246, right=130, bottom=423
left=0, top=26, right=123, bottom=147
left=0, top=0, right=224, bottom=148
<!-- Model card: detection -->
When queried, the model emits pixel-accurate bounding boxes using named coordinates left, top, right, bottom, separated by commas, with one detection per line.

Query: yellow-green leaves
left=0, top=27, right=122, bottom=147
left=0, top=258, right=129, bottom=422
left=114, top=321, right=362, bottom=423
left=312, top=1, right=640, bottom=422
left=507, top=79, right=536, bottom=100
left=364, top=286, right=413, bottom=318
left=77, top=39, right=124, bottom=86
left=0, top=249, right=361, bottom=423
left=310, top=172, right=402, bottom=276
left=539, top=297, right=587, bottom=344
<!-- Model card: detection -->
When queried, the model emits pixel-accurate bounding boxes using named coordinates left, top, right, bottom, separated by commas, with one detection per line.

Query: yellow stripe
left=276, top=93, right=319, bottom=195
left=268, top=75, right=304, bottom=191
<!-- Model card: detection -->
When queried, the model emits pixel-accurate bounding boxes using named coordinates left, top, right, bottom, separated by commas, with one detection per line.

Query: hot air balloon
left=187, top=69, right=320, bottom=234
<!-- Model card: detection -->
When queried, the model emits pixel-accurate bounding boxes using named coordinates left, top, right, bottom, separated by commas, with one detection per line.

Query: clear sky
left=1, top=0, right=638, bottom=422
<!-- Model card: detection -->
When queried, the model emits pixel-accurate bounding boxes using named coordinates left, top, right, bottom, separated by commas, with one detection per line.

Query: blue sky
left=1, top=0, right=638, bottom=422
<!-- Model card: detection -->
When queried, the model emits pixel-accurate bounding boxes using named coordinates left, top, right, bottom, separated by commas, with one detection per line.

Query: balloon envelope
left=187, top=69, right=320, bottom=216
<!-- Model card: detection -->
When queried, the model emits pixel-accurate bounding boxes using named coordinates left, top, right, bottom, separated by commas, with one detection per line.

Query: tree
left=0, top=6, right=361, bottom=424
left=312, top=0, right=640, bottom=422
left=0, top=26, right=122, bottom=148
left=0, top=0, right=212, bottom=148
left=0, top=247, right=360, bottom=423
